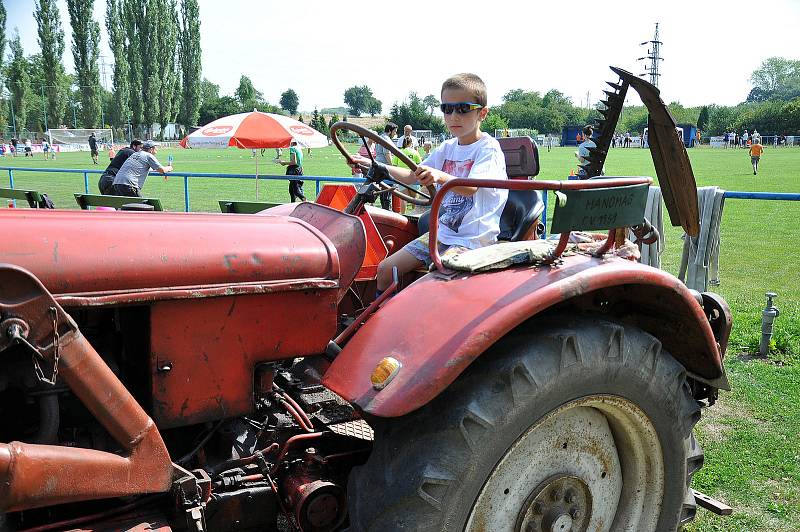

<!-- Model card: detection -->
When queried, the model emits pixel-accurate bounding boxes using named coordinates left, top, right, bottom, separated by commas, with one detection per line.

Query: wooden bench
left=218, top=200, right=282, bottom=214
left=74, top=193, right=164, bottom=211
left=0, top=187, right=53, bottom=208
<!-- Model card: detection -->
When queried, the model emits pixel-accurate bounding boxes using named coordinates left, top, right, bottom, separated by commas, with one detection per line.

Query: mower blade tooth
left=606, top=81, right=622, bottom=92
left=600, top=99, right=611, bottom=108
left=598, top=108, right=611, bottom=117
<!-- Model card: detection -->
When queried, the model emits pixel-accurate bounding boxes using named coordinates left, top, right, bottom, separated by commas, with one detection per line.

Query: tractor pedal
left=691, top=489, right=733, bottom=515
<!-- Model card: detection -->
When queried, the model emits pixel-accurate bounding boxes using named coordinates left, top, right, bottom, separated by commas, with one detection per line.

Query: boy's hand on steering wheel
left=350, top=153, right=371, bottom=167
left=414, top=165, right=446, bottom=187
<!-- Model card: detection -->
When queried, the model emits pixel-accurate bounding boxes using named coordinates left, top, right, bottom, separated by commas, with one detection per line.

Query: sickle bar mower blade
left=611, top=66, right=700, bottom=236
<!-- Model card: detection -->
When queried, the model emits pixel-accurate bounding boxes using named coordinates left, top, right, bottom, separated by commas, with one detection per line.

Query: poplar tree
left=7, top=31, right=30, bottom=135
left=178, top=0, right=201, bottom=127
left=141, top=0, right=161, bottom=136
left=106, top=0, right=129, bottom=129
left=123, top=0, right=143, bottom=131
left=35, top=0, right=67, bottom=129
left=0, top=3, right=8, bottom=134
left=67, top=0, right=102, bottom=127
left=156, top=0, right=179, bottom=139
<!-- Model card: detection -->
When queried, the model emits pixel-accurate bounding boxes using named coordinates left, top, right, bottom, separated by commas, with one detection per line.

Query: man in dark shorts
left=99, top=139, right=143, bottom=194
left=88, top=132, right=99, bottom=164
left=278, top=140, right=306, bottom=202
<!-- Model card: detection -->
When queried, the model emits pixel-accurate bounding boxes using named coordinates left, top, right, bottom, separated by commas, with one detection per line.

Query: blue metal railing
left=2, top=166, right=364, bottom=211
left=4, top=166, right=800, bottom=219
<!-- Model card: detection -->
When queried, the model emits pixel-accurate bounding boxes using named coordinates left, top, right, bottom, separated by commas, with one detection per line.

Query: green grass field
left=2, top=144, right=799, bottom=530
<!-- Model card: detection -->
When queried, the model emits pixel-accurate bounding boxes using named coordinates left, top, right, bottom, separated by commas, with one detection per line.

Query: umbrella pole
left=255, top=150, right=260, bottom=200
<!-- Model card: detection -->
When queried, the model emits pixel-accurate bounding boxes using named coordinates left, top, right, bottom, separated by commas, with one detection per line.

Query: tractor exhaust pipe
left=0, top=264, right=176, bottom=511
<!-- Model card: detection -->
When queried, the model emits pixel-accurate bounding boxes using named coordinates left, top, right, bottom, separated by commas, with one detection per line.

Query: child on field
left=351, top=73, right=508, bottom=296
left=749, top=139, right=764, bottom=175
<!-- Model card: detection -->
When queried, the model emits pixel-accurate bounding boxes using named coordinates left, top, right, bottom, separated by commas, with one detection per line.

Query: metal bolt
left=570, top=507, right=581, bottom=519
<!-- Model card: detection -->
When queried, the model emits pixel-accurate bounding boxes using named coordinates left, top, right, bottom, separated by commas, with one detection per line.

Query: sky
left=6, top=0, right=800, bottom=112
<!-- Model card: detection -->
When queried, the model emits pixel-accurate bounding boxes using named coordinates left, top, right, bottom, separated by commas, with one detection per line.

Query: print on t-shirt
left=440, top=158, right=475, bottom=233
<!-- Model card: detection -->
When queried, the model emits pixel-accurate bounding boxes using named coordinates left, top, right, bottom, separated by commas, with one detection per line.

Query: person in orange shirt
left=749, top=140, right=764, bottom=175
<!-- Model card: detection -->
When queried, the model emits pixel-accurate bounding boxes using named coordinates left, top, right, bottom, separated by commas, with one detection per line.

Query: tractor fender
left=322, top=254, right=728, bottom=418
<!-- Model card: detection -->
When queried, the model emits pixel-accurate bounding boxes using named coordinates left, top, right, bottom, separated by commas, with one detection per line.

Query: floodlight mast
left=639, top=22, right=663, bottom=88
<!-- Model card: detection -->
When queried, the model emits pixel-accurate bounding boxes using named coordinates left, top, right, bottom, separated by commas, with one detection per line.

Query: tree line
left=1, top=0, right=201, bottom=140
left=4, top=0, right=797, bottom=143
left=341, top=57, right=800, bottom=138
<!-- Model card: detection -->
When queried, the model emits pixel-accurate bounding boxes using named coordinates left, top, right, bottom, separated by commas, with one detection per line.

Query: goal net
left=47, top=129, right=114, bottom=152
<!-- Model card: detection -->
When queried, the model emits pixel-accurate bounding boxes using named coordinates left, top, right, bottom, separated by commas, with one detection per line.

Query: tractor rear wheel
left=347, top=317, right=704, bottom=531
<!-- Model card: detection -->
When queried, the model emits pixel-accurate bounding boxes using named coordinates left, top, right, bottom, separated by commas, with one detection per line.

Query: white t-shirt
left=422, top=132, right=508, bottom=248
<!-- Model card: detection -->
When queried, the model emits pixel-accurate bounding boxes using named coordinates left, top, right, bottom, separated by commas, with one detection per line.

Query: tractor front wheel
left=347, top=317, right=704, bottom=531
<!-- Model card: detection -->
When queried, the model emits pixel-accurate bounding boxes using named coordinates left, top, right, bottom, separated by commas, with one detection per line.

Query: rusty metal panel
left=322, top=255, right=723, bottom=418
left=0, top=210, right=340, bottom=295
left=150, top=291, right=337, bottom=428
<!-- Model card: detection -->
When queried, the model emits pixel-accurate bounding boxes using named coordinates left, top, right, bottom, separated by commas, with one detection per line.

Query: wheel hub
left=517, top=475, right=591, bottom=532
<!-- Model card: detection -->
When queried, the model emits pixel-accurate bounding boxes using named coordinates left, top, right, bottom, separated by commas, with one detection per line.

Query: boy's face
left=441, top=88, right=489, bottom=142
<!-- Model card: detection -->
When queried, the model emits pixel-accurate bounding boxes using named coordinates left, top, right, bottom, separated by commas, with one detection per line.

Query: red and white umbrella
left=180, top=111, right=328, bottom=149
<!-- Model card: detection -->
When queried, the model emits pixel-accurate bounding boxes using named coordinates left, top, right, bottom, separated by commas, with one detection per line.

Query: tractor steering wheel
left=330, top=122, right=436, bottom=206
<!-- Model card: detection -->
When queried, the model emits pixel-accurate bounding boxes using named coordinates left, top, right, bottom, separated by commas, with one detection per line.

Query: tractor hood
left=0, top=209, right=349, bottom=298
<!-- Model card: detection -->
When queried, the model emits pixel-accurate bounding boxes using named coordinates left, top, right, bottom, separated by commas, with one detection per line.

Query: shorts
left=405, top=233, right=469, bottom=268
left=751, top=156, right=760, bottom=164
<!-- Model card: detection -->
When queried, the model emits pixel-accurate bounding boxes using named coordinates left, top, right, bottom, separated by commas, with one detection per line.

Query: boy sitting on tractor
left=352, top=73, right=509, bottom=296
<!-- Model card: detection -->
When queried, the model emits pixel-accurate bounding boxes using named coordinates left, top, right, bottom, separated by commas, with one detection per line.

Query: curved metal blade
left=611, top=66, right=700, bottom=236
left=580, top=78, right=628, bottom=179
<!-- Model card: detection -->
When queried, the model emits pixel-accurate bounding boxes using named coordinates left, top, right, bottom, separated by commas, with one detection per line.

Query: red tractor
left=0, top=69, right=730, bottom=531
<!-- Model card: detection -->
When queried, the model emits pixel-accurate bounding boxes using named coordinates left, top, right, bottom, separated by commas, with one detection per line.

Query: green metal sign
left=550, top=183, right=649, bottom=234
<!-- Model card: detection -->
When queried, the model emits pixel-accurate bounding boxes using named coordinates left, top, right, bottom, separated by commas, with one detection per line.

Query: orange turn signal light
left=371, top=357, right=402, bottom=390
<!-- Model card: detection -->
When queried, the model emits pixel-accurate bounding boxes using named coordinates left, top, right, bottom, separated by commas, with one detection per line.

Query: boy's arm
left=415, top=166, right=478, bottom=196
left=416, top=147, right=506, bottom=196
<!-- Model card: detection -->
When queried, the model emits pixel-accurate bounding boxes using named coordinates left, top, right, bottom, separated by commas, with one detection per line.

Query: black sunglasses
left=440, top=102, right=484, bottom=115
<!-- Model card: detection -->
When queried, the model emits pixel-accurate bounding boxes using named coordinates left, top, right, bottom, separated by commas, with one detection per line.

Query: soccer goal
left=47, top=128, right=114, bottom=152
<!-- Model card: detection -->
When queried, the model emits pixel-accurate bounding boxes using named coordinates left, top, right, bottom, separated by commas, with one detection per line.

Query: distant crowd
left=0, top=137, right=59, bottom=159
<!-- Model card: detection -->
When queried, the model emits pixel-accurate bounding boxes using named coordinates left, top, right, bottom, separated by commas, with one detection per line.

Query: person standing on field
left=374, top=122, right=399, bottom=209
left=749, top=139, right=764, bottom=175
left=88, top=133, right=99, bottom=164
left=278, top=140, right=306, bottom=202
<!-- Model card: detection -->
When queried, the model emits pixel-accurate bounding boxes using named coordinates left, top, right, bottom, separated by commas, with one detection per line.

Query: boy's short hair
left=385, top=122, right=398, bottom=134
left=583, top=125, right=594, bottom=137
left=441, top=73, right=487, bottom=107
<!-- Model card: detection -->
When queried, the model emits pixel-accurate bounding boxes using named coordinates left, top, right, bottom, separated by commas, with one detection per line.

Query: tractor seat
left=417, top=136, right=543, bottom=242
